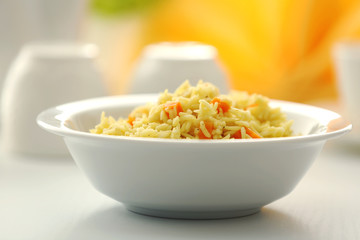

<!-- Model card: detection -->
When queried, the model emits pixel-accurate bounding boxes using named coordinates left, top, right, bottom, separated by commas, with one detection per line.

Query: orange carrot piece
left=199, top=121, right=214, bottom=139
left=233, top=127, right=262, bottom=139
left=233, top=130, right=242, bottom=139
left=163, top=101, right=183, bottom=118
left=244, top=103, right=258, bottom=110
left=245, top=127, right=262, bottom=138
left=128, top=115, right=135, bottom=126
left=210, top=97, right=230, bottom=113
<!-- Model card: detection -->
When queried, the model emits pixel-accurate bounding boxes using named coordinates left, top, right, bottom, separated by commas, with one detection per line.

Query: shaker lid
left=142, top=42, right=218, bottom=60
left=19, top=42, right=98, bottom=60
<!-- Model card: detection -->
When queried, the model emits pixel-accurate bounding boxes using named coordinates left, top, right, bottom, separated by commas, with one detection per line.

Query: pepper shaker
left=128, top=42, right=229, bottom=94
left=1, top=42, right=108, bottom=155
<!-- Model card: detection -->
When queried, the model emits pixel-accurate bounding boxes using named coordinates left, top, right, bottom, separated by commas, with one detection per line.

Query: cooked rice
left=90, top=81, right=293, bottom=139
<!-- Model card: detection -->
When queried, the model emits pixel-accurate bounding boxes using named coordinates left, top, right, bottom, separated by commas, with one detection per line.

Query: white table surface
left=1, top=139, right=359, bottom=240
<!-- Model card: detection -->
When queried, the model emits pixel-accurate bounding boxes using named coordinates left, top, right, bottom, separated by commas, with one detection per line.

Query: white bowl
left=37, top=94, right=351, bottom=219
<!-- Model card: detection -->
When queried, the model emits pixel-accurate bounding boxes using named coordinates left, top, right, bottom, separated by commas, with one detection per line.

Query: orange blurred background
left=83, top=0, right=360, bottom=102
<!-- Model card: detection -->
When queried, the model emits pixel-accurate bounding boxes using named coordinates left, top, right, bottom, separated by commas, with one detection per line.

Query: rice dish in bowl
left=37, top=81, right=351, bottom=219
left=91, top=81, right=293, bottom=139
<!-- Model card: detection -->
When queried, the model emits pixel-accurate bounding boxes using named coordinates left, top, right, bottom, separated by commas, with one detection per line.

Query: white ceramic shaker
left=128, top=42, right=230, bottom=94
left=1, top=43, right=108, bottom=155
left=333, top=42, right=360, bottom=144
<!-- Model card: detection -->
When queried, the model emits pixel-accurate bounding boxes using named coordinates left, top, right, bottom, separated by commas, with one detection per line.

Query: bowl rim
left=37, top=94, right=352, bottom=145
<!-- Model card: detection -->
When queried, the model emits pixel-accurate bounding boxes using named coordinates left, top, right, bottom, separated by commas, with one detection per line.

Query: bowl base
left=125, top=205, right=261, bottom=220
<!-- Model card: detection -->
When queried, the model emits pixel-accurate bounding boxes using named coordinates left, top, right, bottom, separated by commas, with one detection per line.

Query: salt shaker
left=1, top=42, right=108, bottom=155
left=333, top=42, right=360, bottom=144
left=128, top=42, right=230, bottom=94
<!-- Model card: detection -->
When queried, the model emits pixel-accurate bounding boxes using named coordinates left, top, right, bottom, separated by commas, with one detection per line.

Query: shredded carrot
left=128, top=115, right=135, bottom=126
left=234, top=127, right=262, bottom=139
left=233, top=130, right=242, bottom=139
left=199, top=120, right=214, bottom=139
left=210, top=97, right=230, bottom=113
left=244, top=103, right=258, bottom=110
left=245, top=127, right=261, bottom=138
left=163, top=101, right=183, bottom=118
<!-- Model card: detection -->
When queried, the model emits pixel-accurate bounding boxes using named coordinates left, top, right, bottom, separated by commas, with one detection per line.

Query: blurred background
left=1, top=0, right=360, bottom=102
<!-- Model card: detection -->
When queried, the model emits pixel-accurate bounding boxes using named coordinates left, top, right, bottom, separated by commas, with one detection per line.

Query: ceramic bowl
left=37, top=94, right=351, bottom=219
